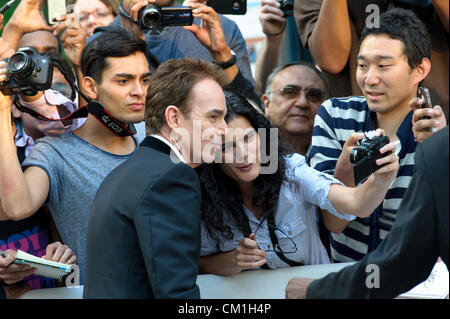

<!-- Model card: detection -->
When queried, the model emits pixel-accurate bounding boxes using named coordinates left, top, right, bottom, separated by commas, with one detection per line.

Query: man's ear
left=262, top=94, right=271, bottom=118
left=165, top=105, right=182, bottom=130
left=82, top=76, right=98, bottom=101
left=414, top=57, right=431, bottom=85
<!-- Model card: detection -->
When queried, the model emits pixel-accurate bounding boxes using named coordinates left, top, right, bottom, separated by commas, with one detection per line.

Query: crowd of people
left=0, top=0, right=448, bottom=299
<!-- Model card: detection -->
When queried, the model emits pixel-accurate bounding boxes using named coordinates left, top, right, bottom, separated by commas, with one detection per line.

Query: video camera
left=0, top=47, right=53, bottom=96
left=350, top=135, right=391, bottom=185
left=138, top=4, right=193, bottom=29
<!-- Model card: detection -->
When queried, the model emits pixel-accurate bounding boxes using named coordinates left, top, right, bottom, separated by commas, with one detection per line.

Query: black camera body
left=0, top=47, right=53, bottom=96
left=138, top=4, right=193, bottom=29
left=207, top=0, right=247, bottom=15
left=350, top=135, right=391, bottom=185
left=279, top=0, right=293, bottom=17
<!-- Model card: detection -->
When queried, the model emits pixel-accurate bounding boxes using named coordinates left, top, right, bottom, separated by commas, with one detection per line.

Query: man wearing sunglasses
left=262, top=62, right=326, bottom=157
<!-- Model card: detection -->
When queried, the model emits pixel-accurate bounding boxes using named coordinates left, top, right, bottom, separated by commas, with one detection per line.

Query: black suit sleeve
left=307, top=143, right=439, bottom=298
left=134, top=163, right=201, bottom=299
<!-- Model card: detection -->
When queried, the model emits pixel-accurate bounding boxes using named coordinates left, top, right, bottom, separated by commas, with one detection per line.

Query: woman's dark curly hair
left=197, top=90, right=293, bottom=243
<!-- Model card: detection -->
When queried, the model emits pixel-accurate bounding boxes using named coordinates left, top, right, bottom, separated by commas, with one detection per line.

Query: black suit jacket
left=83, top=136, right=201, bottom=298
left=307, top=126, right=449, bottom=298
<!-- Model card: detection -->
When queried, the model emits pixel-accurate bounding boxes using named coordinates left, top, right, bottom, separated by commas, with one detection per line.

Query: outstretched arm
left=328, top=134, right=399, bottom=218
left=294, top=0, right=351, bottom=74
left=0, top=84, right=50, bottom=221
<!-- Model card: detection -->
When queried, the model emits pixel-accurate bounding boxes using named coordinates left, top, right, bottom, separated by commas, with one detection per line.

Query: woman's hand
left=371, top=129, right=399, bottom=186
left=234, top=233, right=268, bottom=270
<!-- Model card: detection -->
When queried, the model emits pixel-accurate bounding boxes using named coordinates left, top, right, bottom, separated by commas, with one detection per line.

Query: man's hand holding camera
left=259, top=0, right=287, bottom=37
left=120, top=0, right=149, bottom=40
left=183, top=0, right=238, bottom=80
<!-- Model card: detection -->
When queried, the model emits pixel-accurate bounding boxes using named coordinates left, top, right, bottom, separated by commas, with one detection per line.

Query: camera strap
left=85, top=101, right=136, bottom=137
left=14, top=98, right=136, bottom=137
left=118, top=3, right=140, bottom=26
left=13, top=96, right=87, bottom=122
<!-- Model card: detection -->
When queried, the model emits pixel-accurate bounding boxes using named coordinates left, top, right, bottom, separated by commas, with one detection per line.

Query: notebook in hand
left=398, top=261, right=449, bottom=299
left=14, top=250, right=74, bottom=281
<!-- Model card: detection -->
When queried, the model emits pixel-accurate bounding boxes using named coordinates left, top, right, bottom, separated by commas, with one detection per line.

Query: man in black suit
left=285, top=126, right=449, bottom=299
left=83, top=58, right=230, bottom=298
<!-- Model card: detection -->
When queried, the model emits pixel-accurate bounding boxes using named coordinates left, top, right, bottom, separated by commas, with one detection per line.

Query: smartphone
left=207, top=0, right=247, bottom=15
left=417, top=86, right=436, bottom=132
left=46, top=0, right=67, bottom=25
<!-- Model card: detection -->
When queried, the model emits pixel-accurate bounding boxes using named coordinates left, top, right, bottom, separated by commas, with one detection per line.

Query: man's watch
left=213, top=53, right=237, bottom=70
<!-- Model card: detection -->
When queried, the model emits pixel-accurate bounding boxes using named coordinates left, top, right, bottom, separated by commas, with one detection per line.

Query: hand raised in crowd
left=183, top=1, right=230, bottom=59
left=234, top=234, right=268, bottom=271
left=259, top=0, right=287, bottom=36
left=2, top=0, right=53, bottom=50
left=0, top=15, right=14, bottom=60
left=0, top=250, right=36, bottom=286
left=285, top=277, right=315, bottom=299
left=120, top=0, right=149, bottom=40
left=183, top=0, right=238, bottom=80
left=42, top=242, right=77, bottom=265
left=52, top=15, right=87, bottom=67
left=409, top=97, right=447, bottom=143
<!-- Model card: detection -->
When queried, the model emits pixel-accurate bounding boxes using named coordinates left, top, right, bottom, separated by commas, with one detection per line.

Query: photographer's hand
left=255, top=0, right=286, bottom=93
left=54, top=16, right=87, bottom=68
left=0, top=15, right=14, bottom=60
left=2, top=0, right=53, bottom=51
left=409, top=97, right=447, bottom=143
left=183, top=0, right=238, bottom=81
left=120, top=0, right=148, bottom=40
left=260, top=0, right=286, bottom=36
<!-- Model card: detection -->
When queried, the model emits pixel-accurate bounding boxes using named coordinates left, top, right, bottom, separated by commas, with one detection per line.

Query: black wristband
left=213, top=53, right=237, bottom=70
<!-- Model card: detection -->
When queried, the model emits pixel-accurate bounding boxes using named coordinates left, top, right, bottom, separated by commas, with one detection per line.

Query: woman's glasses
left=253, top=214, right=297, bottom=254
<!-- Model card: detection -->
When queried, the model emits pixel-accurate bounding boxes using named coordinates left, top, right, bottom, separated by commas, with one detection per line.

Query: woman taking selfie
left=197, top=90, right=399, bottom=275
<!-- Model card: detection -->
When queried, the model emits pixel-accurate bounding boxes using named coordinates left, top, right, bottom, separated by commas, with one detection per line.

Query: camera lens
left=280, top=0, right=293, bottom=16
left=7, top=52, right=35, bottom=79
left=140, top=4, right=161, bottom=28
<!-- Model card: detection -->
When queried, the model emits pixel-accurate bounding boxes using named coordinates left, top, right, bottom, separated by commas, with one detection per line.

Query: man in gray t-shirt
left=0, top=29, right=152, bottom=283
left=22, top=132, right=138, bottom=281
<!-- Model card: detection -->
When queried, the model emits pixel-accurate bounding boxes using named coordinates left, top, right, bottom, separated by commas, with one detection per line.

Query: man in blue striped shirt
left=309, top=8, right=443, bottom=262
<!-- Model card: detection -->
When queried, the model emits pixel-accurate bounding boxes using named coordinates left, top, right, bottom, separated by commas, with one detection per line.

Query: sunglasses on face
left=273, top=85, right=323, bottom=104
